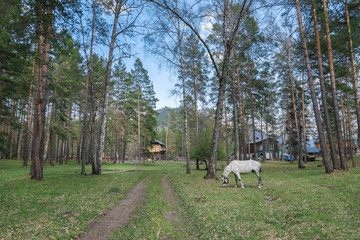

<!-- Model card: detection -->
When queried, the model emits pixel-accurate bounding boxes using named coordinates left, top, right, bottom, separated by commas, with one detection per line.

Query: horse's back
left=230, top=160, right=260, bottom=173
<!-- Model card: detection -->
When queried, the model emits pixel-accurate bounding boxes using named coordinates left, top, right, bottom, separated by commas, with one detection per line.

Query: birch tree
left=146, top=0, right=254, bottom=179
left=93, top=0, right=143, bottom=174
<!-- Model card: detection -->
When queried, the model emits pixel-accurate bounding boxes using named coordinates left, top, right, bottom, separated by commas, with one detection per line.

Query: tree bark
left=224, top=100, right=230, bottom=165
left=301, top=71, right=308, bottom=163
left=260, top=114, right=265, bottom=162
left=248, top=46, right=257, bottom=160
left=286, top=39, right=304, bottom=168
left=176, top=2, right=191, bottom=174
left=295, top=0, right=332, bottom=173
left=192, top=59, right=199, bottom=147
left=340, top=92, right=347, bottom=160
left=345, top=68, right=355, bottom=167
left=138, top=84, right=141, bottom=166
left=166, top=112, right=170, bottom=161
left=322, top=0, right=347, bottom=171
left=346, top=0, right=360, bottom=149
left=80, top=0, right=97, bottom=174
left=232, top=72, right=239, bottom=160
left=31, top=3, right=53, bottom=180
left=23, top=55, right=35, bottom=166
left=311, top=2, right=339, bottom=169
left=95, top=1, right=122, bottom=175
left=47, top=89, right=56, bottom=167
left=65, top=103, right=72, bottom=164
left=236, top=65, right=246, bottom=159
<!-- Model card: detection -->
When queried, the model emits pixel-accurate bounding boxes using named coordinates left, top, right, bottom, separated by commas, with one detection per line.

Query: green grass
left=1, top=158, right=360, bottom=239
left=0, top=159, right=151, bottom=239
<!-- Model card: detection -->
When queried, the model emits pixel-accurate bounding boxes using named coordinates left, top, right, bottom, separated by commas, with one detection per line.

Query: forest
left=1, top=0, right=360, bottom=180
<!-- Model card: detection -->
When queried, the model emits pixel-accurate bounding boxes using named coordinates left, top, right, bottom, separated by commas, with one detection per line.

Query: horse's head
left=221, top=175, right=229, bottom=187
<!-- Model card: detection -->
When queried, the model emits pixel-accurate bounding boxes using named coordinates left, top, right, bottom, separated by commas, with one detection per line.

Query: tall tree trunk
left=265, top=120, right=271, bottom=160
left=6, top=121, right=12, bottom=159
left=31, top=4, right=53, bottom=180
left=65, top=103, right=72, bottom=164
left=224, top=100, right=230, bottom=165
left=76, top=101, right=82, bottom=163
left=193, top=61, right=199, bottom=147
left=345, top=68, right=355, bottom=167
left=301, top=71, right=308, bottom=163
left=236, top=65, right=246, bottom=159
left=56, top=134, right=60, bottom=164
left=95, top=2, right=121, bottom=175
left=295, top=0, right=332, bottom=173
left=232, top=75, right=239, bottom=160
left=23, top=55, right=35, bottom=166
left=311, top=2, right=339, bottom=169
left=81, top=0, right=97, bottom=174
left=59, top=131, right=64, bottom=165
left=260, top=114, right=265, bottom=162
left=345, top=0, right=360, bottom=149
left=286, top=39, right=304, bottom=168
left=138, top=84, right=141, bottom=166
left=177, top=11, right=191, bottom=174
left=166, top=112, right=170, bottom=161
left=248, top=46, right=257, bottom=160
left=340, top=92, right=347, bottom=159
left=322, top=0, right=347, bottom=171
left=48, top=89, right=56, bottom=166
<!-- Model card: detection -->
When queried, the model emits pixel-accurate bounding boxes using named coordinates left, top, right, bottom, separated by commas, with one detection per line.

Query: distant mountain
left=156, top=107, right=181, bottom=130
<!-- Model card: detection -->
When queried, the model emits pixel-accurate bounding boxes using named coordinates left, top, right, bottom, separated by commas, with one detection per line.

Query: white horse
left=221, top=160, right=263, bottom=188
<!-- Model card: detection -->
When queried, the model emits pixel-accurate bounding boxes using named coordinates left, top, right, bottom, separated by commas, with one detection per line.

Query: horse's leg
left=234, top=173, right=238, bottom=187
left=235, top=172, right=244, bottom=188
left=255, top=171, right=263, bottom=188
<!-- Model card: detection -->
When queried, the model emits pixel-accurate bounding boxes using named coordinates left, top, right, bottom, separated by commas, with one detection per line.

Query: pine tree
left=131, top=59, right=158, bottom=165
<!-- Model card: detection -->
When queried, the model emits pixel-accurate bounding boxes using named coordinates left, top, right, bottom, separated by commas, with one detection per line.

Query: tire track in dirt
left=160, top=175, right=194, bottom=240
left=76, top=176, right=151, bottom=240
left=162, top=175, right=182, bottom=224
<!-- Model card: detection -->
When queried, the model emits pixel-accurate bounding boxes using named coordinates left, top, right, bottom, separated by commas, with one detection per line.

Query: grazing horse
left=221, top=160, right=263, bottom=188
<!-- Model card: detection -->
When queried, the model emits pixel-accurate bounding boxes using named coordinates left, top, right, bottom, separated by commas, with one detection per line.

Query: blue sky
left=123, top=53, right=180, bottom=110
left=82, top=2, right=182, bottom=110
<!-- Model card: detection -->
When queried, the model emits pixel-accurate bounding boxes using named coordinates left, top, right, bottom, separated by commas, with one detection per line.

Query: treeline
left=0, top=0, right=359, bottom=180
left=146, top=0, right=360, bottom=178
left=0, top=0, right=157, bottom=179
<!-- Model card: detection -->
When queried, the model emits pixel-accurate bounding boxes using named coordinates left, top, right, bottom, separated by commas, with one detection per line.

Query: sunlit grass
left=169, top=159, right=360, bottom=239
left=1, top=158, right=359, bottom=239
left=0, top=159, right=151, bottom=239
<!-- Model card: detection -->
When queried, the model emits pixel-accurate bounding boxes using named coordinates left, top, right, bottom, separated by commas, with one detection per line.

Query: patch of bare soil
left=159, top=175, right=190, bottom=240
left=101, top=169, right=150, bottom=175
left=75, top=176, right=150, bottom=240
left=162, top=176, right=181, bottom=223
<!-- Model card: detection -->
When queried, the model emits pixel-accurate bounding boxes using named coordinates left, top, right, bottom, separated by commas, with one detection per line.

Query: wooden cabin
left=245, top=137, right=279, bottom=160
left=149, top=140, right=166, bottom=160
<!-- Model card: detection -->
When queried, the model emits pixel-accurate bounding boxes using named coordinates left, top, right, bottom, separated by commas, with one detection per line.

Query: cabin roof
left=151, top=140, right=166, bottom=147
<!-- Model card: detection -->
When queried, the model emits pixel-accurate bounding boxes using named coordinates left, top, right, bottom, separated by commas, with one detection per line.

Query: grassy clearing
left=169, top=159, right=360, bottom=239
left=1, top=158, right=360, bottom=239
left=0, top=159, right=151, bottom=239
